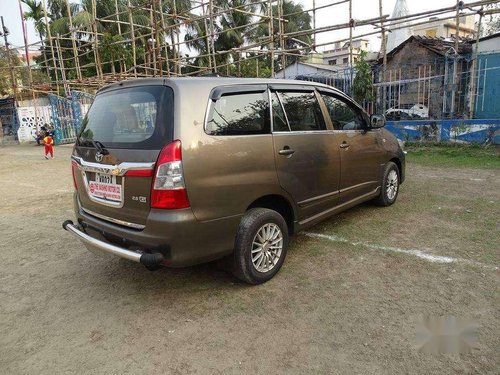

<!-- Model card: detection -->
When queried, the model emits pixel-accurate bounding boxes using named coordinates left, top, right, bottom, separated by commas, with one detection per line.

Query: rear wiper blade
left=92, top=140, right=109, bottom=155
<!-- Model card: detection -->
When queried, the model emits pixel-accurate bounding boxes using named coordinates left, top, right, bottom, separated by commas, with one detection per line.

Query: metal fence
left=296, top=55, right=500, bottom=121
left=48, top=91, right=94, bottom=145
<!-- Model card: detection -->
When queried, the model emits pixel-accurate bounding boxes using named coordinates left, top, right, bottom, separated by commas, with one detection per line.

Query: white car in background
left=385, top=104, right=429, bottom=120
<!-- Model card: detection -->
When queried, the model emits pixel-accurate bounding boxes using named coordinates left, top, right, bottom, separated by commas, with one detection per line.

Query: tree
left=255, top=0, right=313, bottom=71
left=215, top=0, right=258, bottom=73
left=21, top=0, right=46, bottom=46
left=482, top=4, right=500, bottom=36
left=352, top=51, right=374, bottom=103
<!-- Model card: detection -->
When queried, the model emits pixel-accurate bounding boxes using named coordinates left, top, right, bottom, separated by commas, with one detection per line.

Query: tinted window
left=321, top=94, right=364, bottom=130
left=78, top=85, right=172, bottom=149
left=271, top=92, right=289, bottom=132
left=206, top=92, right=270, bottom=135
left=278, top=92, right=326, bottom=131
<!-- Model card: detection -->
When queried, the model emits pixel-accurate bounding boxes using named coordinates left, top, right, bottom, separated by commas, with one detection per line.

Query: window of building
left=343, top=57, right=348, bottom=64
left=206, top=92, right=270, bottom=135
left=320, top=93, right=364, bottom=130
left=328, top=59, right=337, bottom=65
left=425, top=29, right=437, bottom=37
left=277, top=91, right=326, bottom=132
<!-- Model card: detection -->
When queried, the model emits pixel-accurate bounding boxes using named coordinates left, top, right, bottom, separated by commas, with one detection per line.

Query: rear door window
left=77, top=85, right=173, bottom=149
left=277, top=91, right=326, bottom=132
left=206, top=92, right=270, bottom=135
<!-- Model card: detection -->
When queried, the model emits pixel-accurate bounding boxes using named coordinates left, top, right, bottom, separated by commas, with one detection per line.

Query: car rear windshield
left=77, top=85, right=173, bottom=149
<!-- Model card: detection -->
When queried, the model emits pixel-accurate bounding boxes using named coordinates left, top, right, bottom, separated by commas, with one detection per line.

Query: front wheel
left=373, top=161, right=400, bottom=206
left=231, top=208, right=289, bottom=284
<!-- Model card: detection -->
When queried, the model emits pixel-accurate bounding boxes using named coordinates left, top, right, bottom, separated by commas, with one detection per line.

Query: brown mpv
left=63, top=77, right=405, bottom=284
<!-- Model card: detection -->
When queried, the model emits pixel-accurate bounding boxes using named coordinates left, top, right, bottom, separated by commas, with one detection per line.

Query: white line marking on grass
left=304, top=232, right=498, bottom=270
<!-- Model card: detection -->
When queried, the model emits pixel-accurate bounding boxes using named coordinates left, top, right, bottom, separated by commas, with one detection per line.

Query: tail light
left=151, top=140, right=190, bottom=209
left=71, top=160, right=78, bottom=190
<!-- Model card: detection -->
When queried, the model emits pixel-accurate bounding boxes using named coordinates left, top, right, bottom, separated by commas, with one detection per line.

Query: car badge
left=95, top=152, right=103, bottom=162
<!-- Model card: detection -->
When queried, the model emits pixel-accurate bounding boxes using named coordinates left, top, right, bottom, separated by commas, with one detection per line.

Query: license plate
left=88, top=173, right=122, bottom=202
left=95, top=173, right=116, bottom=184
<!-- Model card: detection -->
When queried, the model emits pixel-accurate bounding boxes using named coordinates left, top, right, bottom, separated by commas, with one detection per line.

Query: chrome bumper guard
left=62, top=220, right=164, bottom=269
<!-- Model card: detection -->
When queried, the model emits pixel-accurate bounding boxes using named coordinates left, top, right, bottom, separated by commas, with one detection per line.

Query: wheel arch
left=247, top=194, right=296, bottom=234
left=389, top=157, right=403, bottom=182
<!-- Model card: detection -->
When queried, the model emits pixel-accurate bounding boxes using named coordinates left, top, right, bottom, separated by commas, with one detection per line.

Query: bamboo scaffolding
left=8, top=0, right=495, bottom=97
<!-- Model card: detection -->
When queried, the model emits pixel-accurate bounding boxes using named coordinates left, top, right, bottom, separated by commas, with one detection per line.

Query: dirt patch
left=0, top=144, right=498, bottom=374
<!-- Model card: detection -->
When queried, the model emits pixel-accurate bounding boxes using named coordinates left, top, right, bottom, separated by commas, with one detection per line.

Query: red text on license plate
left=88, top=181, right=122, bottom=201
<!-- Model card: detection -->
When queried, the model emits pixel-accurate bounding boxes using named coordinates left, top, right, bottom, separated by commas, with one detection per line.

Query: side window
left=321, top=94, right=364, bottom=130
left=206, top=92, right=270, bottom=135
left=271, top=92, right=289, bottom=132
left=278, top=91, right=327, bottom=132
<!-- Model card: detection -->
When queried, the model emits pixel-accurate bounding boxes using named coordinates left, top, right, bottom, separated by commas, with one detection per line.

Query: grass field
left=405, top=143, right=500, bottom=169
left=1, top=144, right=499, bottom=374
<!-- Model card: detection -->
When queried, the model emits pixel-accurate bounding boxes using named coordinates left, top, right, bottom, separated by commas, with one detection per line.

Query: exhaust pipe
left=62, top=220, right=164, bottom=270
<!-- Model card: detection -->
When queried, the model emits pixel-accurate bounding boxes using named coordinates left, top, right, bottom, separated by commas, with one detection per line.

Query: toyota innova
left=63, top=77, right=405, bottom=284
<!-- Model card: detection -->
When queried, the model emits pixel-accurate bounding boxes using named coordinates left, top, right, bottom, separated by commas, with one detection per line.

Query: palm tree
left=215, top=0, right=257, bottom=74
left=21, top=0, right=46, bottom=46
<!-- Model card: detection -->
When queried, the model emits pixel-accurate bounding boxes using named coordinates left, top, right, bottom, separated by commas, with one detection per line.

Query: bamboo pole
left=65, top=0, right=82, bottom=80
left=127, top=0, right=138, bottom=77
left=91, top=0, right=102, bottom=80
left=379, top=0, right=387, bottom=112
left=18, top=0, right=41, bottom=131
left=468, top=9, right=482, bottom=118
left=209, top=0, right=218, bottom=72
left=201, top=0, right=212, bottom=71
left=1, top=16, right=18, bottom=104
left=269, top=0, right=274, bottom=76
left=172, top=0, right=179, bottom=74
left=114, top=0, right=126, bottom=75
left=279, top=0, right=285, bottom=76
left=158, top=0, right=171, bottom=77
left=55, top=34, right=70, bottom=96
left=348, top=0, right=353, bottom=67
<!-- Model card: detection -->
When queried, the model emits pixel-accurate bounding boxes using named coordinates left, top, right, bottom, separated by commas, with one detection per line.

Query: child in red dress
left=43, top=134, right=54, bottom=159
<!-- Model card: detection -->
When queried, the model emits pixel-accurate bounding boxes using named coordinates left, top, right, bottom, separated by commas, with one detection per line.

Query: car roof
left=97, top=76, right=345, bottom=96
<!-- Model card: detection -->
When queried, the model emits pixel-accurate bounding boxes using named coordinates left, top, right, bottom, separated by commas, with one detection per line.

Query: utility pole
left=312, top=0, right=316, bottom=50
left=451, top=0, right=462, bottom=116
left=379, top=0, right=387, bottom=113
left=469, top=8, right=483, bottom=118
left=1, top=16, right=18, bottom=103
left=348, top=0, right=353, bottom=67
left=19, top=0, right=41, bottom=132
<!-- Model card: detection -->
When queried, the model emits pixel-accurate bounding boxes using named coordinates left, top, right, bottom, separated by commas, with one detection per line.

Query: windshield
left=77, top=85, right=173, bottom=149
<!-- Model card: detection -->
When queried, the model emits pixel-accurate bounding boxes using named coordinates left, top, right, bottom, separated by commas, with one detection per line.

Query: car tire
left=231, top=208, right=289, bottom=284
left=373, top=161, right=400, bottom=206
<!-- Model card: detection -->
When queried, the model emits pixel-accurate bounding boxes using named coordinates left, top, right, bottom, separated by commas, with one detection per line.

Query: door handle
left=340, top=142, right=350, bottom=149
left=279, top=146, right=295, bottom=156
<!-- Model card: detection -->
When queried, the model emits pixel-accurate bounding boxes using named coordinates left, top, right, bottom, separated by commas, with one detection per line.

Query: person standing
left=43, top=133, right=54, bottom=159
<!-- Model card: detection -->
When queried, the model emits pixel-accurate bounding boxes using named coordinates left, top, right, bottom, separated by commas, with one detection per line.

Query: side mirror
left=370, top=114, right=386, bottom=129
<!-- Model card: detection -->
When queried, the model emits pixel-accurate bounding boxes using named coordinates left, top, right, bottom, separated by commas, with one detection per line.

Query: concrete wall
left=276, top=63, right=332, bottom=79
left=474, top=36, right=500, bottom=54
left=386, top=119, right=500, bottom=144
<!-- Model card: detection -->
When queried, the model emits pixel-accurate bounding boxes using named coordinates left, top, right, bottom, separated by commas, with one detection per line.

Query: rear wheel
left=373, top=161, right=400, bottom=206
left=232, top=208, right=289, bottom=284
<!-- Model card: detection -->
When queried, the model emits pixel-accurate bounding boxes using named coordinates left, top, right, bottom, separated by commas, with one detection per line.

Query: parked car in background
left=63, top=78, right=405, bottom=284
left=385, top=103, right=429, bottom=120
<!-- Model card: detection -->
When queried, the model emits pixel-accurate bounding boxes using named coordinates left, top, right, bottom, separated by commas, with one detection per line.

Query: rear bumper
left=62, top=220, right=164, bottom=269
left=68, top=193, right=241, bottom=267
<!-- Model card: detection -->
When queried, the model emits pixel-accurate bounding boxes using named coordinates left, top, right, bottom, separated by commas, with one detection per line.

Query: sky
left=0, top=0, right=471, bottom=54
